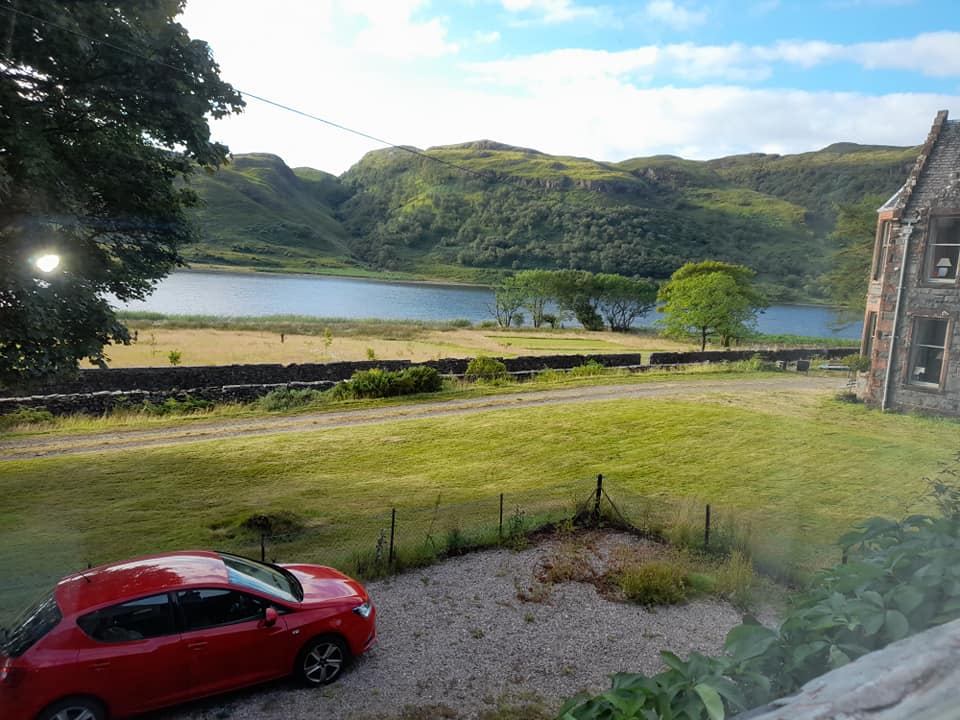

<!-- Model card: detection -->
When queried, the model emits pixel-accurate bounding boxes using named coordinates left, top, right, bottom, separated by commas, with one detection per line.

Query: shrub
left=257, top=387, right=325, bottom=411
left=465, top=355, right=507, bottom=382
left=449, top=318, right=472, bottom=328
left=0, top=406, right=55, bottom=431
left=617, top=561, right=688, bottom=605
left=330, top=366, right=443, bottom=400
left=167, top=349, right=182, bottom=366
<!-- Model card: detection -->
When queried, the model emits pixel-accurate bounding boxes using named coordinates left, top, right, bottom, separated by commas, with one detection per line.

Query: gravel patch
left=153, top=531, right=752, bottom=720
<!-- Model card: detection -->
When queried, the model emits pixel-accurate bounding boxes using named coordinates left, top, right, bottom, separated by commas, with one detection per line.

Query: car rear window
left=1, top=592, right=61, bottom=657
left=78, top=593, right=176, bottom=643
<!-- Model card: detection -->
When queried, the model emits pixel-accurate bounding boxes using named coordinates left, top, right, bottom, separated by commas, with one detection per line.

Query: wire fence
left=0, top=475, right=825, bottom=623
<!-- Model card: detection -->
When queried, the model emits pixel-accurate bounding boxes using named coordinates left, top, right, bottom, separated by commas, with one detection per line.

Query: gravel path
left=151, top=532, right=752, bottom=720
left=0, top=376, right=841, bottom=460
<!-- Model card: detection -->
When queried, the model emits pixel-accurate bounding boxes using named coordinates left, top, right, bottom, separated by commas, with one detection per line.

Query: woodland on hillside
left=183, top=141, right=917, bottom=305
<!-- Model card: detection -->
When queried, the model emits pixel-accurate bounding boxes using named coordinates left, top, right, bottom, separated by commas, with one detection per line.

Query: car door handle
left=92, top=661, right=111, bottom=670
left=187, top=641, right=208, bottom=650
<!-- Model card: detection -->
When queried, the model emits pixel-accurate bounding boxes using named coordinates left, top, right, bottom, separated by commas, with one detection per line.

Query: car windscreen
left=220, top=553, right=300, bottom=603
left=1, top=592, right=61, bottom=657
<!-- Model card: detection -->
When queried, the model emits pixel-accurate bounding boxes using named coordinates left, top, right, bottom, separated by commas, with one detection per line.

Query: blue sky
left=180, top=0, right=960, bottom=173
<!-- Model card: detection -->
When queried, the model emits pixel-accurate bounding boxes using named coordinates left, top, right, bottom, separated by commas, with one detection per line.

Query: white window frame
left=907, top=317, right=949, bottom=388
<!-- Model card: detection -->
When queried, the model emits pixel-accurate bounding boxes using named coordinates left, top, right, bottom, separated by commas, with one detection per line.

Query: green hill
left=183, top=141, right=918, bottom=301
left=182, top=153, right=355, bottom=274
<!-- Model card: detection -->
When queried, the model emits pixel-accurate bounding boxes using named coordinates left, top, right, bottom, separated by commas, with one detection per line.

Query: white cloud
left=475, top=30, right=501, bottom=44
left=644, top=1, right=707, bottom=30
left=501, top=0, right=609, bottom=25
left=347, top=0, right=459, bottom=59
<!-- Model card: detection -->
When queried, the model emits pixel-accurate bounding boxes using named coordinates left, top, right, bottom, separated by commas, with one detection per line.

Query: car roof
left=56, top=550, right=229, bottom=616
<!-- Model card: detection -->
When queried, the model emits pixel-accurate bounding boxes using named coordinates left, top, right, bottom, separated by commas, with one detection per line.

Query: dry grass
left=87, top=327, right=693, bottom=368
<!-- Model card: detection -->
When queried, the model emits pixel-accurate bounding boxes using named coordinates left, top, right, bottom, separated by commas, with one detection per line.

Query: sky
left=178, top=0, right=960, bottom=175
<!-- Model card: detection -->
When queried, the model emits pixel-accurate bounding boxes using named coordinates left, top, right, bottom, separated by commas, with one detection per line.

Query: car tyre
left=295, top=634, right=349, bottom=686
left=38, top=696, right=106, bottom=720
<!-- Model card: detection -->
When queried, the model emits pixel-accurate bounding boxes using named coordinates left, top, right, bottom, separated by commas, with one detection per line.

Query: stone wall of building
left=863, top=112, right=960, bottom=418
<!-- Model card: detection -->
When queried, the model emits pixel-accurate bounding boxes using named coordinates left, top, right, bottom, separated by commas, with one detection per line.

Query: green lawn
left=1, top=388, right=956, bottom=621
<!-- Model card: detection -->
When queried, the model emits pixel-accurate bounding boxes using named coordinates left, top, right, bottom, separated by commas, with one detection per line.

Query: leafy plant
left=167, top=350, right=183, bottom=366
left=465, top=355, right=508, bottom=382
left=329, top=366, right=443, bottom=400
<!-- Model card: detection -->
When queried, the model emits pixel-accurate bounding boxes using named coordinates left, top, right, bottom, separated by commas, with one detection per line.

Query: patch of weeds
left=523, top=612, right=535, bottom=623
left=140, top=394, right=213, bottom=416
left=256, top=387, right=325, bottom=411
left=0, top=406, right=55, bottom=431
left=505, top=506, right=528, bottom=550
left=478, top=693, right=552, bottom=720
left=714, top=549, right=755, bottom=607
left=537, top=542, right=596, bottom=585
left=685, top=571, right=717, bottom=595
left=617, top=561, right=688, bottom=606
left=470, top=628, right=485, bottom=639
left=514, top=578, right=552, bottom=604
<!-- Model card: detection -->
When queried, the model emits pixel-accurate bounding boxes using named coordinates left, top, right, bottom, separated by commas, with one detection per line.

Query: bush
left=617, top=561, right=688, bottom=605
left=257, top=387, right=325, bottom=411
left=449, top=318, right=473, bottom=328
left=465, top=355, right=507, bottom=382
left=330, top=366, right=443, bottom=400
left=0, top=406, right=55, bottom=431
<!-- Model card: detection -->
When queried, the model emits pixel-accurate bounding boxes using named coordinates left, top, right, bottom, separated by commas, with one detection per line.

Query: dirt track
left=0, top=376, right=843, bottom=461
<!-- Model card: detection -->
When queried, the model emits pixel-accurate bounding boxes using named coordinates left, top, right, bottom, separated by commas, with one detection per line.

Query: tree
left=657, top=263, right=764, bottom=350
left=513, top=269, right=556, bottom=328
left=492, top=275, right=525, bottom=327
left=551, top=270, right=605, bottom=331
left=594, top=274, right=658, bottom=332
left=0, top=1, right=243, bottom=388
left=822, top=196, right=885, bottom=325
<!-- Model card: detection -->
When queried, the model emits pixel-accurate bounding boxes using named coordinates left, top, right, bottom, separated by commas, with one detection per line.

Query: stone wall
left=648, top=348, right=857, bottom=365
left=862, top=112, right=960, bottom=418
left=0, top=349, right=853, bottom=417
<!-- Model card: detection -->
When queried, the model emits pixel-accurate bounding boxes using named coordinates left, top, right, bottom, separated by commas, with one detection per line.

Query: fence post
left=260, top=533, right=266, bottom=562
left=593, top=474, right=603, bottom=524
left=704, top=504, right=711, bottom=549
left=388, top=508, right=396, bottom=565
left=499, top=493, right=504, bottom=542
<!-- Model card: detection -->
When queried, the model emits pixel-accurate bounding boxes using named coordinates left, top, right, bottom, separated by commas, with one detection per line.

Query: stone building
left=860, top=110, right=960, bottom=417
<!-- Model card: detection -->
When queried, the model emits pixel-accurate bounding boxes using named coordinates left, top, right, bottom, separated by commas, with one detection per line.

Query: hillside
left=183, top=141, right=917, bottom=301
left=182, top=153, right=355, bottom=274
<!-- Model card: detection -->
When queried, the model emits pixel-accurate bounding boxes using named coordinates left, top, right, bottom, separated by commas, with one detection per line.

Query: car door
left=75, top=592, right=188, bottom=716
left=175, top=588, right=291, bottom=698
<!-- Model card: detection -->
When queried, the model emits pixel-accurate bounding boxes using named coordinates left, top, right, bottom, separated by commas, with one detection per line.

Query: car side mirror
left=262, top=606, right=278, bottom=628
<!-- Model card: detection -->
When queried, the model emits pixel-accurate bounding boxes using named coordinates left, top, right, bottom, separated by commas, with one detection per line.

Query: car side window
left=177, top=588, right=268, bottom=631
left=78, top=593, right=176, bottom=643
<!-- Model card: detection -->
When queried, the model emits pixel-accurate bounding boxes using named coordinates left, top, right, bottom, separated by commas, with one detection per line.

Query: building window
left=863, top=311, right=877, bottom=359
left=872, top=221, right=891, bottom=281
left=925, top=216, right=960, bottom=283
left=908, top=318, right=949, bottom=387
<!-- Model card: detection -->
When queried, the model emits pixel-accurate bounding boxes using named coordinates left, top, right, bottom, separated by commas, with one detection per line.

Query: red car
left=0, top=551, right=376, bottom=720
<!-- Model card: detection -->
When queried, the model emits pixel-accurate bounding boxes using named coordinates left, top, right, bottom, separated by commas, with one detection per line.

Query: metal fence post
left=499, top=493, right=504, bottom=541
left=388, top=508, right=396, bottom=565
left=704, top=504, right=711, bottom=549
left=593, top=474, right=603, bottom=524
left=260, top=533, right=266, bottom=562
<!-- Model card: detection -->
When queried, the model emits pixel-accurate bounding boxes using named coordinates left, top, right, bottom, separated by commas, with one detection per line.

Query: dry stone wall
left=0, top=348, right=855, bottom=417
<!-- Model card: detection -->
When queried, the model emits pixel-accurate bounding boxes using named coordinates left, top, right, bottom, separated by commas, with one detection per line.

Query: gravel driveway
left=152, top=531, right=750, bottom=720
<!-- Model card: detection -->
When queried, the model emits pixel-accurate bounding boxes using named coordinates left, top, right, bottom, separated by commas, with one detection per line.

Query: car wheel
left=38, top=697, right=106, bottom=720
left=296, top=634, right=349, bottom=686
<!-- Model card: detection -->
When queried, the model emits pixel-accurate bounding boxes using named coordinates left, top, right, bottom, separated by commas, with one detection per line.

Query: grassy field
left=1, top=385, right=955, bottom=620
left=93, top=313, right=852, bottom=368
left=91, top=321, right=692, bottom=367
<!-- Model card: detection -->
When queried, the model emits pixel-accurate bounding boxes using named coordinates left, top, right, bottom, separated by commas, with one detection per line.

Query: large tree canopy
left=0, top=0, right=243, bottom=388
left=657, top=261, right=765, bottom=349
left=822, top=196, right=884, bottom=325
